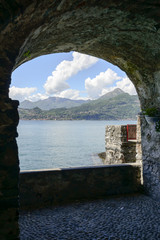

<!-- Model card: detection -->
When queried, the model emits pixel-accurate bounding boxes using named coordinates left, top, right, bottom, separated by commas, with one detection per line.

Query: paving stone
left=19, top=194, right=160, bottom=240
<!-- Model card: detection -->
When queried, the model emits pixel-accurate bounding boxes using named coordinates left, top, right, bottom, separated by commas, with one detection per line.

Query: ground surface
left=19, top=194, right=160, bottom=240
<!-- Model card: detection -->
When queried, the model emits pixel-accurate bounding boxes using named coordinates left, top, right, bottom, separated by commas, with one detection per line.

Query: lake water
left=17, top=120, right=137, bottom=171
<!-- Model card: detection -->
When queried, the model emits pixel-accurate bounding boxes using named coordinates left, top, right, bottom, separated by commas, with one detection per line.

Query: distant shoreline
left=19, top=118, right=137, bottom=121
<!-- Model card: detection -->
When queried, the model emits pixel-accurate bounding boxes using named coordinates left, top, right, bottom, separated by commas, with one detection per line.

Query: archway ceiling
left=0, top=1, right=160, bottom=73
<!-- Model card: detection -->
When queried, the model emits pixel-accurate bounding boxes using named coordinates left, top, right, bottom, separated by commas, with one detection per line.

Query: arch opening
left=10, top=52, right=139, bottom=171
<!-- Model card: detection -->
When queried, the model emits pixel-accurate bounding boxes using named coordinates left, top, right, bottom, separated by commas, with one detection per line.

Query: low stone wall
left=19, top=164, right=142, bottom=210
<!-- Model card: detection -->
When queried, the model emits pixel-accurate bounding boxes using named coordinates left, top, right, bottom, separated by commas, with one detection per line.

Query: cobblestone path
left=19, top=194, right=160, bottom=240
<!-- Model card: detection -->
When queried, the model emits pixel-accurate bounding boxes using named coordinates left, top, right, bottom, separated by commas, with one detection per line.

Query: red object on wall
left=127, top=125, right=137, bottom=141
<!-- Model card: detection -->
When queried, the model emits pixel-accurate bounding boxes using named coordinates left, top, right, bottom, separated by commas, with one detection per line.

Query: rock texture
left=0, top=100, right=19, bottom=239
left=105, top=125, right=137, bottom=164
left=136, top=116, right=142, bottom=163
left=1, top=0, right=160, bottom=239
left=105, top=118, right=142, bottom=165
left=141, top=114, right=160, bottom=199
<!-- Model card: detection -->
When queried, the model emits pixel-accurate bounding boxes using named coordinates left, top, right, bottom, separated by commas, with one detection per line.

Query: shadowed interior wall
left=19, top=165, right=142, bottom=210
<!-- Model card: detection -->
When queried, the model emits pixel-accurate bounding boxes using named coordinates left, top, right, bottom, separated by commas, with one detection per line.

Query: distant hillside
left=98, top=88, right=124, bottom=100
left=19, top=88, right=125, bottom=110
left=19, top=88, right=140, bottom=120
left=20, top=97, right=87, bottom=110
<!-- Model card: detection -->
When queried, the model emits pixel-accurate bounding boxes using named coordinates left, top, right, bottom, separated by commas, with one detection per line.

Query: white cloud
left=54, top=89, right=89, bottom=100
left=9, top=86, right=37, bottom=102
left=115, top=77, right=137, bottom=95
left=44, top=52, right=98, bottom=95
left=85, top=69, right=137, bottom=99
left=54, top=89, right=80, bottom=100
left=85, top=68, right=121, bottom=99
left=27, top=93, right=48, bottom=102
left=101, top=77, right=137, bottom=96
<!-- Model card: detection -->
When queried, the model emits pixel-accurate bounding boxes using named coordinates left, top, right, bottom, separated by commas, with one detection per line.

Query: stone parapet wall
left=105, top=125, right=137, bottom=164
left=136, top=116, right=142, bottom=163
left=19, top=164, right=142, bottom=210
left=104, top=118, right=142, bottom=165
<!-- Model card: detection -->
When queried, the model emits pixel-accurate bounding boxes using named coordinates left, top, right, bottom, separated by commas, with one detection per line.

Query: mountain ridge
left=98, top=88, right=125, bottom=100
left=20, top=88, right=127, bottom=110
left=19, top=88, right=140, bottom=120
left=20, top=96, right=87, bottom=110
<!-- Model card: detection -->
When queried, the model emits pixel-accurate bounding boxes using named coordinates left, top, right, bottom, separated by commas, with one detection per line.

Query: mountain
left=98, top=88, right=125, bottom=100
left=19, top=89, right=140, bottom=120
left=20, top=97, right=87, bottom=110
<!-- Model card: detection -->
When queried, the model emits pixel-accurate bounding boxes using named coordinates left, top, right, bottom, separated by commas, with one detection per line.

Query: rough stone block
left=105, top=124, right=141, bottom=164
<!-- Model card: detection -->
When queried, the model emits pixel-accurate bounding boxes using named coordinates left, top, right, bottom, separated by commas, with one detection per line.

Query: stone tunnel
left=0, top=0, right=160, bottom=239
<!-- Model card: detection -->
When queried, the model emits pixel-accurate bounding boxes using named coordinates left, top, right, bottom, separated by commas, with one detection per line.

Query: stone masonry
left=0, top=90, right=19, bottom=239
left=105, top=125, right=137, bottom=164
left=19, top=165, right=141, bottom=210
left=105, top=116, right=142, bottom=165
left=136, top=116, right=142, bottom=163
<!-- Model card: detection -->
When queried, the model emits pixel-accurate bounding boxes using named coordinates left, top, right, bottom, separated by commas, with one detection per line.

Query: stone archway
left=1, top=1, right=160, bottom=239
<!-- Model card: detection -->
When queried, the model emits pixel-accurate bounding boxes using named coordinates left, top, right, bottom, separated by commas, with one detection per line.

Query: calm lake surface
left=17, top=120, right=137, bottom=171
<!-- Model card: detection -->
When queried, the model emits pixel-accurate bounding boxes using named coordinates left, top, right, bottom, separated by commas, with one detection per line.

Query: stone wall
left=136, top=116, right=142, bottom=163
left=0, top=74, right=20, bottom=239
left=19, top=165, right=142, bottom=210
left=105, top=125, right=137, bottom=164
left=141, top=115, right=160, bottom=199
left=104, top=118, right=142, bottom=166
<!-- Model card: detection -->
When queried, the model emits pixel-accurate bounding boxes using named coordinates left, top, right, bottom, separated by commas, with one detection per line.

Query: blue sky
left=10, top=51, right=136, bottom=102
